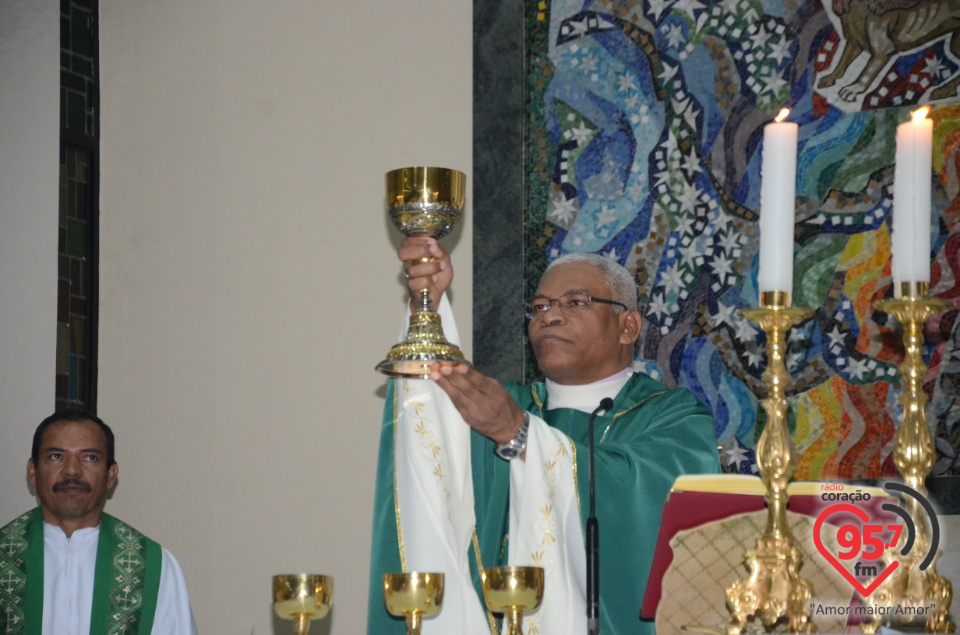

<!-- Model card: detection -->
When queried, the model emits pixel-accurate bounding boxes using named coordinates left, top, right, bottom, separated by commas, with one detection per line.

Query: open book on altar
left=640, top=474, right=895, bottom=624
left=664, top=473, right=891, bottom=496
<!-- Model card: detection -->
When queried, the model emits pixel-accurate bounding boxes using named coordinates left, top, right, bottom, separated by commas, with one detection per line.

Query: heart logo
left=812, top=503, right=899, bottom=597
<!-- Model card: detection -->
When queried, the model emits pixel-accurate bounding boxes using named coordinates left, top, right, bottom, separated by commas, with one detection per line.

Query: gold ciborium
left=376, top=166, right=469, bottom=378
left=481, top=566, right=544, bottom=635
left=272, top=574, right=333, bottom=635
left=383, top=571, right=445, bottom=635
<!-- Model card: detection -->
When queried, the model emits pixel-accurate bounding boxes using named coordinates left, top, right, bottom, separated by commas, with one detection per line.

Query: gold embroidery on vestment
left=473, top=532, right=500, bottom=635
left=599, top=390, right=665, bottom=444
left=391, top=381, right=406, bottom=571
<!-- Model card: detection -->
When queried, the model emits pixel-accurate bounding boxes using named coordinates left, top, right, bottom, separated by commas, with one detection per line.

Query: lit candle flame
left=775, top=108, right=790, bottom=123
left=911, top=106, right=930, bottom=123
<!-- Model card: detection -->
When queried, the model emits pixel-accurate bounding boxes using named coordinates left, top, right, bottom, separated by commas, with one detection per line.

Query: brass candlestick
left=863, top=281, right=954, bottom=633
left=272, top=574, right=333, bottom=635
left=726, top=291, right=816, bottom=634
left=481, top=566, right=544, bottom=635
left=383, top=572, right=445, bottom=635
left=376, top=166, right=469, bottom=377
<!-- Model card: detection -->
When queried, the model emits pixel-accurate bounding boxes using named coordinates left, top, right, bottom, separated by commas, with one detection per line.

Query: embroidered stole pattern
left=0, top=509, right=161, bottom=635
left=0, top=511, right=32, bottom=634
left=95, top=513, right=162, bottom=634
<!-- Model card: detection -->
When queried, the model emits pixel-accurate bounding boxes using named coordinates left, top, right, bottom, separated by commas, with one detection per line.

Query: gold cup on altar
left=376, top=166, right=469, bottom=377
left=383, top=571, right=445, bottom=635
left=272, top=574, right=333, bottom=635
left=481, top=566, right=544, bottom=635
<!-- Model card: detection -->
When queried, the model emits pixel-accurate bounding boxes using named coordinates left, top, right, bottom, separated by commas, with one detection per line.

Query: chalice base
left=376, top=309, right=469, bottom=378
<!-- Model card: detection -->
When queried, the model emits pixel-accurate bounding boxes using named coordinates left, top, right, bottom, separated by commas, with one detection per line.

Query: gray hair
left=545, top=252, right=638, bottom=311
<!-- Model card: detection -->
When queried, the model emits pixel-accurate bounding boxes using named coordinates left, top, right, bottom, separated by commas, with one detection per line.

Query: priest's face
left=27, top=419, right=118, bottom=534
left=528, top=262, right=639, bottom=385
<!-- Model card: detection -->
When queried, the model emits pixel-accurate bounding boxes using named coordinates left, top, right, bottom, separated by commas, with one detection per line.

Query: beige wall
left=0, top=0, right=60, bottom=549
left=3, top=1, right=473, bottom=633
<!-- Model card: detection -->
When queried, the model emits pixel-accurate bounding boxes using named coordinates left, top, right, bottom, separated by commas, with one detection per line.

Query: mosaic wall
left=521, top=0, right=960, bottom=478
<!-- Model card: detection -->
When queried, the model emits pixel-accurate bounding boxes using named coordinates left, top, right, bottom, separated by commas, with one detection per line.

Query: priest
left=368, top=237, right=720, bottom=634
left=0, top=410, right=197, bottom=634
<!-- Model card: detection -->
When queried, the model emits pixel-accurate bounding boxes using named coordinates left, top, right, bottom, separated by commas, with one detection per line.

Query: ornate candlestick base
left=859, top=548, right=953, bottom=634
left=864, top=282, right=954, bottom=634
left=726, top=291, right=816, bottom=634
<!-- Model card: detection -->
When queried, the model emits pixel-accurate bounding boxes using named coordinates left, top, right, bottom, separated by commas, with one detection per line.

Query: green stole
left=367, top=373, right=721, bottom=635
left=0, top=507, right=162, bottom=635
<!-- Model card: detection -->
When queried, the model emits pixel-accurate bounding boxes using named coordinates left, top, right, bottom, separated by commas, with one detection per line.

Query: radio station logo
left=812, top=482, right=940, bottom=597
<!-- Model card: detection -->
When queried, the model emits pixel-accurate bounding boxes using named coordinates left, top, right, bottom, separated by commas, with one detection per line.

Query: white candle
left=892, top=106, right=933, bottom=297
left=758, top=108, right=798, bottom=297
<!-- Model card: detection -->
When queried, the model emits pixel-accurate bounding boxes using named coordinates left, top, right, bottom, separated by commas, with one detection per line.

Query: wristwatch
left=494, top=411, right=529, bottom=461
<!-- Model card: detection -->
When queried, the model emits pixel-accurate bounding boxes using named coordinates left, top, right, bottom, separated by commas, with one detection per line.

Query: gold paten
left=481, top=566, right=544, bottom=635
left=377, top=166, right=470, bottom=377
left=272, top=574, right=333, bottom=635
left=726, top=291, right=817, bottom=634
left=864, top=282, right=954, bottom=633
left=383, top=571, right=445, bottom=635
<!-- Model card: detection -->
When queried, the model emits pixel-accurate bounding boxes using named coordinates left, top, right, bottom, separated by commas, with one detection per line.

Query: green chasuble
left=0, top=507, right=162, bottom=635
left=367, top=372, right=720, bottom=634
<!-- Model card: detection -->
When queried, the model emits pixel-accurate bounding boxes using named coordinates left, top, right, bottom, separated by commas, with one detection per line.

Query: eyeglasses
left=524, top=292, right=628, bottom=319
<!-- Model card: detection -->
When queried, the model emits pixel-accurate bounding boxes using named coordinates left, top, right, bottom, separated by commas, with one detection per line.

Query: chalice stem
left=293, top=613, right=310, bottom=635
left=505, top=608, right=524, bottom=635
left=416, top=288, right=431, bottom=312
left=405, top=612, right=422, bottom=635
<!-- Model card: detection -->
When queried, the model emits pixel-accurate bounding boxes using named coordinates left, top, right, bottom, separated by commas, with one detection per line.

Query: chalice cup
left=376, top=166, right=469, bottom=378
left=383, top=571, right=445, bottom=635
left=481, top=566, right=544, bottom=635
left=272, top=574, right=333, bottom=635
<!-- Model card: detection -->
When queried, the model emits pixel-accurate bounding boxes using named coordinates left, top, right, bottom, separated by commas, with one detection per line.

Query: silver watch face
left=496, top=444, right=521, bottom=460
left=495, top=412, right=529, bottom=461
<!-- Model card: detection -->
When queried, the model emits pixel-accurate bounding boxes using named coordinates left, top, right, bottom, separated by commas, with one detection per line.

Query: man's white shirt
left=42, top=522, right=197, bottom=635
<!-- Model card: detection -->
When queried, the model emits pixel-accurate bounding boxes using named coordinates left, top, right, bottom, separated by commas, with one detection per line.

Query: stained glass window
left=57, top=0, right=98, bottom=410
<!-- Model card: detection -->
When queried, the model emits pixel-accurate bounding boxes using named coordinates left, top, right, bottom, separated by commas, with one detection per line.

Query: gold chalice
left=272, top=574, right=333, bottom=635
left=383, top=571, right=445, bottom=635
left=481, top=566, right=544, bottom=635
left=376, top=166, right=470, bottom=378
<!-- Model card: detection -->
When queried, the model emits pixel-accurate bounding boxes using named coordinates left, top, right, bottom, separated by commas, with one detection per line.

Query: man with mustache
left=368, top=238, right=720, bottom=634
left=0, top=410, right=197, bottom=634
